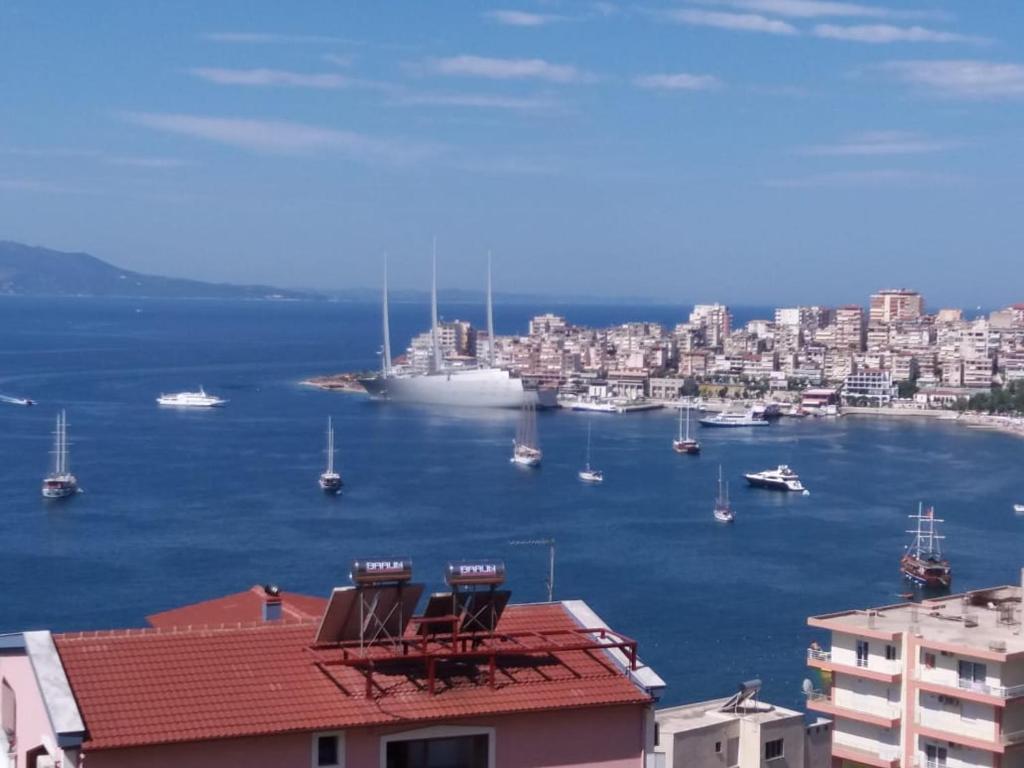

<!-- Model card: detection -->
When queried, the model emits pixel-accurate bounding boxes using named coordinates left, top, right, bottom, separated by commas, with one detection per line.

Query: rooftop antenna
left=509, top=537, right=556, bottom=602
left=486, top=250, right=496, bottom=368
left=430, top=236, right=442, bottom=374
left=382, top=253, right=392, bottom=376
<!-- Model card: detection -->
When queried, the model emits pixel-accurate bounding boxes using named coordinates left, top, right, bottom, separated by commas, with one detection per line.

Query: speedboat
left=699, top=408, right=769, bottom=428
left=744, top=465, right=808, bottom=493
left=156, top=387, right=227, bottom=407
left=1014, top=504, right=1024, bottom=514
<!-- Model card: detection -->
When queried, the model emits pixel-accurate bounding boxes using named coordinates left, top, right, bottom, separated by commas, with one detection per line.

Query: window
left=923, top=652, right=936, bottom=669
left=957, top=661, right=986, bottom=692
left=313, top=732, right=343, bottom=768
left=387, top=735, right=488, bottom=768
left=765, top=739, right=784, bottom=761
left=715, top=741, right=723, bottom=754
left=885, top=645, right=897, bottom=661
left=856, top=640, right=869, bottom=667
left=925, top=744, right=947, bottom=768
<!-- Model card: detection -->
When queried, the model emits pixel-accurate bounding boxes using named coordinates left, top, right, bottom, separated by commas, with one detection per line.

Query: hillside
left=0, top=241, right=314, bottom=299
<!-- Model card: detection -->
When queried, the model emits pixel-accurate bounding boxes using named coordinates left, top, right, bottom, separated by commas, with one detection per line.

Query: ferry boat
left=713, top=466, right=734, bottom=523
left=511, top=402, right=542, bottom=468
left=42, top=410, right=79, bottom=499
left=699, top=408, right=769, bottom=428
left=318, top=416, right=343, bottom=494
left=901, top=504, right=951, bottom=589
left=578, top=421, right=603, bottom=483
left=673, top=406, right=700, bottom=454
left=744, top=465, right=808, bottom=494
left=156, top=387, right=227, bottom=407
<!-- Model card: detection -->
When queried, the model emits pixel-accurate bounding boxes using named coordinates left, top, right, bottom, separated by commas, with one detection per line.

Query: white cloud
left=203, top=32, right=353, bottom=45
left=427, top=55, right=592, bottom=83
left=799, top=131, right=958, bottom=156
left=122, top=113, right=437, bottom=162
left=484, top=10, right=564, bottom=26
left=708, top=0, right=943, bottom=20
left=390, top=91, right=561, bottom=111
left=189, top=68, right=354, bottom=89
left=634, top=72, right=722, bottom=90
left=764, top=168, right=960, bottom=188
left=662, top=9, right=798, bottom=35
left=814, top=24, right=985, bottom=44
left=322, top=53, right=355, bottom=68
left=881, top=60, right=1024, bottom=98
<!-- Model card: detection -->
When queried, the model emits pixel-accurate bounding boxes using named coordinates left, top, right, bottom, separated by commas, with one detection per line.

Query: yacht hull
left=360, top=369, right=557, bottom=409
left=744, top=475, right=803, bottom=492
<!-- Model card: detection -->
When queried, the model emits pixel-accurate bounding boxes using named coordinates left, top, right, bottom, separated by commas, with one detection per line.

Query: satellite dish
left=802, top=678, right=814, bottom=695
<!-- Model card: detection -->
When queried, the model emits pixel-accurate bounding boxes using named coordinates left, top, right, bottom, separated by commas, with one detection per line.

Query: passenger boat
left=156, top=387, right=227, bottom=407
left=318, top=416, right=343, bottom=494
left=901, top=504, right=951, bottom=589
left=511, top=402, right=542, bottom=468
left=744, top=465, right=808, bottom=494
left=713, top=466, right=734, bottom=523
left=578, top=421, right=603, bottom=483
left=42, top=410, right=79, bottom=499
left=699, top=408, right=769, bottom=428
left=673, top=406, right=700, bottom=454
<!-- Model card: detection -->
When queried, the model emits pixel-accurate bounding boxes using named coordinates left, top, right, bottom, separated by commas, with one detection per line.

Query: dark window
left=765, top=739, right=784, bottom=761
left=885, top=645, right=897, bottom=661
left=957, top=660, right=986, bottom=689
left=924, top=652, right=936, bottom=669
left=387, top=734, right=489, bottom=768
left=317, top=735, right=339, bottom=767
left=715, top=741, right=723, bottom=753
left=856, top=640, right=869, bottom=667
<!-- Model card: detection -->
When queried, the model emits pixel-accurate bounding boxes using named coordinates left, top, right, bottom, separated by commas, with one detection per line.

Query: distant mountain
left=0, top=241, right=316, bottom=300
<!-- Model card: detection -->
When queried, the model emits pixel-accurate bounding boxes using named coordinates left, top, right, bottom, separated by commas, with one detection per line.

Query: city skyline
left=3, top=1, right=1024, bottom=304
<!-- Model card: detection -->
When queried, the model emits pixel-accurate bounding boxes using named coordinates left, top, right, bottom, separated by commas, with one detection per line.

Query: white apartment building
left=691, top=304, right=733, bottom=350
left=806, top=576, right=1024, bottom=768
left=844, top=370, right=898, bottom=405
left=656, top=685, right=832, bottom=768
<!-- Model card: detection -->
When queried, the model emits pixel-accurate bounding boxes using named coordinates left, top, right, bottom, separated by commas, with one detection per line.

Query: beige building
left=870, top=290, right=924, bottom=325
left=806, top=574, right=1024, bottom=768
left=656, top=685, right=832, bottom=768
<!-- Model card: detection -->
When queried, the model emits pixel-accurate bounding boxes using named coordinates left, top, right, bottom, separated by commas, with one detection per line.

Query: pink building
left=2, top=583, right=665, bottom=768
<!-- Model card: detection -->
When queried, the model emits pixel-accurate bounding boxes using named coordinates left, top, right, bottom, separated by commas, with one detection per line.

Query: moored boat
left=673, top=406, right=700, bottom=454
left=511, top=401, right=542, bottom=468
left=318, top=416, right=343, bottom=494
left=699, top=408, right=769, bottom=428
left=713, top=466, right=734, bottom=523
left=578, top=421, right=603, bottom=483
left=901, top=503, right=951, bottom=589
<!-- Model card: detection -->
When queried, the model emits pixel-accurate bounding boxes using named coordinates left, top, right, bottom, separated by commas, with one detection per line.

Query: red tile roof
left=55, top=603, right=650, bottom=751
left=146, top=586, right=326, bottom=629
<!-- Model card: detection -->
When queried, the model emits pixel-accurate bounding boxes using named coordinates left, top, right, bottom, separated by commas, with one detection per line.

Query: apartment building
left=870, top=291, right=925, bottom=325
left=806, top=576, right=1024, bottom=768
left=843, top=370, right=898, bottom=405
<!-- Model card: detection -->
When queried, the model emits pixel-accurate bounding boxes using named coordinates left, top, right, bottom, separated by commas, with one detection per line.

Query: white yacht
left=713, top=465, right=734, bottom=523
left=744, top=465, right=808, bottom=494
left=42, top=410, right=79, bottom=499
left=578, top=421, right=603, bottom=483
left=319, top=416, right=343, bottom=494
left=699, top=408, right=769, bottom=428
left=511, top=401, right=542, bottom=468
left=156, top=387, right=227, bottom=407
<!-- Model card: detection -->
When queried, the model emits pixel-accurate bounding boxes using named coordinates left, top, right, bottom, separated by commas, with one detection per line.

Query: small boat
left=1014, top=504, right=1024, bottom=514
left=578, top=421, right=603, bottom=483
left=318, top=416, right=343, bottom=494
left=673, top=406, right=701, bottom=454
left=156, top=387, right=227, bottom=407
left=699, top=408, right=770, bottom=428
left=744, top=465, right=808, bottom=494
left=901, top=503, right=951, bottom=589
left=42, top=410, right=79, bottom=499
left=714, top=466, right=734, bottom=523
left=511, top=401, right=542, bottom=468
left=0, top=394, right=35, bottom=406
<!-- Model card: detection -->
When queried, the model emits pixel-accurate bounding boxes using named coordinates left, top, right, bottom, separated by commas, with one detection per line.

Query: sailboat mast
left=382, top=255, right=392, bottom=376
left=486, top=251, right=496, bottom=368
left=586, top=421, right=592, bottom=468
left=685, top=406, right=691, bottom=441
left=678, top=407, right=683, bottom=440
left=430, top=237, right=442, bottom=373
left=326, top=417, right=335, bottom=474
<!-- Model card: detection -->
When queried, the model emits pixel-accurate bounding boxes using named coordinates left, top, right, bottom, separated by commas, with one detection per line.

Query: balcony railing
left=1004, top=729, right=1024, bottom=745
left=808, top=649, right=832, bottom=662
left=956, top=678, right=1024, bottom=699
left=807, top=690, right=901, bottom=719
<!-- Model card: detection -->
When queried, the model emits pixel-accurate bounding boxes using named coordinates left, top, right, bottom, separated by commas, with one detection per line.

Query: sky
left=2, top=0, right=1023, bottom=306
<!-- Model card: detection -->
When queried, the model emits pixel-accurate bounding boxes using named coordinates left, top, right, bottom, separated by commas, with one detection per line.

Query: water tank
left=350, top=558, right=413, bottom=585
left=445, top=560, right=506, bottom=587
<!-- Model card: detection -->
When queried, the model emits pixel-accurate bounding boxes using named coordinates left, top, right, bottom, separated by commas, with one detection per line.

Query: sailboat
left=42, top=410, right=79, bottom=499
left=578, top=421, right=603, bottom=483
left=713, top=466, right=734, bottom=523
left=511, top=401, right=542, bottom=468
left=318, top=416, right=343, bottom=494
left=901, top=503, right=951, bottom=588
left=673, top=406, right=701, bottom=454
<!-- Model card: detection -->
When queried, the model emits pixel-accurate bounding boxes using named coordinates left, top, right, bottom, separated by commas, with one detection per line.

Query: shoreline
left=302, top=372, right=368, bottom=394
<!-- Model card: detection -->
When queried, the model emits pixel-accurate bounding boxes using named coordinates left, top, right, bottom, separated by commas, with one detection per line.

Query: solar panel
left=459, top=589, right=510, bottom=633
left=314, top=583, right=424, bottom=645
left=417, top=592, right=458, bottom=636
left=314, top=587, right=358, bottom=645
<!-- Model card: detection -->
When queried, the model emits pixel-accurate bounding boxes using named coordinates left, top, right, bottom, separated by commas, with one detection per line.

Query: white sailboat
left=673, top=406, right=701, bottom=454
left=318, top=416, right=343, bottom=494
left=713, top=465, right=734, bottom=523
left=42, top=409, right=79, bottom=499
left=578, top=421, right=603, bottom=483
left=511, top=401, right=542, bottom=468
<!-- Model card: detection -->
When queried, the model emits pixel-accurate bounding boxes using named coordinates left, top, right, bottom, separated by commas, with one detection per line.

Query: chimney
left=262, top=584, right=283, bottom=621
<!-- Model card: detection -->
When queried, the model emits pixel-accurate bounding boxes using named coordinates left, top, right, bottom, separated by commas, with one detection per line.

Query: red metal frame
left=309, top=619, right=639, bottom=697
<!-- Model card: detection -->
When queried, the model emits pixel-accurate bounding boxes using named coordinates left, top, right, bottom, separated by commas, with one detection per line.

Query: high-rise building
left=835, top=306, right=866, bottom=352
left=690, top=304, right=732, bottom=350
left=870, top=290, right=924, bottom=325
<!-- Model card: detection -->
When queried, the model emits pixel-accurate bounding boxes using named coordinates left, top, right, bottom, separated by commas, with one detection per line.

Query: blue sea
left=1, top=297, right=1021, bottom=709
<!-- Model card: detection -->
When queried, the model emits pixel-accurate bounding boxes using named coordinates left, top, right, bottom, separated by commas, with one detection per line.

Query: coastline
left=844, top=406, right=1024, bottom=438
left=302, top=372, right=368, bottom=394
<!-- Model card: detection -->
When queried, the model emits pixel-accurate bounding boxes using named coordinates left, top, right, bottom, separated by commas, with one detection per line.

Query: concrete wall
left=663, top=719, right=740, bottom=768
left=833, top=677, right=900, bottom=719
left=87, top=704, right=647, bottom=768
left=916, top=692, right=996, bottom=742
left=0, top=653, right=58, bottom=768
left=831, top=633, right=902, bottom=677
left=831, top=719, right=899, bottom=758
left=917, top=648, right=1004, bottom=693
left=913, top=736, right=993, bottom=768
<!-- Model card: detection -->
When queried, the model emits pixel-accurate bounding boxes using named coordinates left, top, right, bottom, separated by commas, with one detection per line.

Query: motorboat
left=744, top=465, right=808, bottom=494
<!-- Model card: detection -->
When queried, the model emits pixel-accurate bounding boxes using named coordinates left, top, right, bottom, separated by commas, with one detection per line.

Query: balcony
left=806, top=690, right=901, bottom=728
left=914, top=671, right=1024, bottom=705
left=955, top=679, right=1024, bottom=700
left=807, top=648, right=903, bottom=683
left=832, top=742, right=900, bottom=768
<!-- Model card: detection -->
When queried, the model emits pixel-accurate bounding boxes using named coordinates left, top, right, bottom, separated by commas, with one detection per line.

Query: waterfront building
left=1, top=582, right=666, bottom=768
left=870, top=290, right=924, bottom=325
left=805, top=573, right=1024, bottom=768
left=835, top=307, right=866, bottom=352
left=690, top=304, right=732, bottom=351
left=656, top=688, right=832, bottom=768
left=843, top=369, right=898, bottom=405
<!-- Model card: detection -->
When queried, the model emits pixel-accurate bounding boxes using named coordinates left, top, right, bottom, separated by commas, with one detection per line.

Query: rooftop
left=656, top=695, right=802, bottom=734
left=146, top=585, right=327, bottom=628
left=55, top=598, right=656, bottom=751
left=809, top=582, right=1024, bottom=659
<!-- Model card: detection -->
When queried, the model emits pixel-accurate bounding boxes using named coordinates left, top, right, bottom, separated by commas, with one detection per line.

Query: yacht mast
left=486, top=251, right=495, bottom=368
left=430, top=237, right=442, bottom=373
left=382, top=255, right=393, bottom=376
left=326, top=417, right=335, bottom=474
